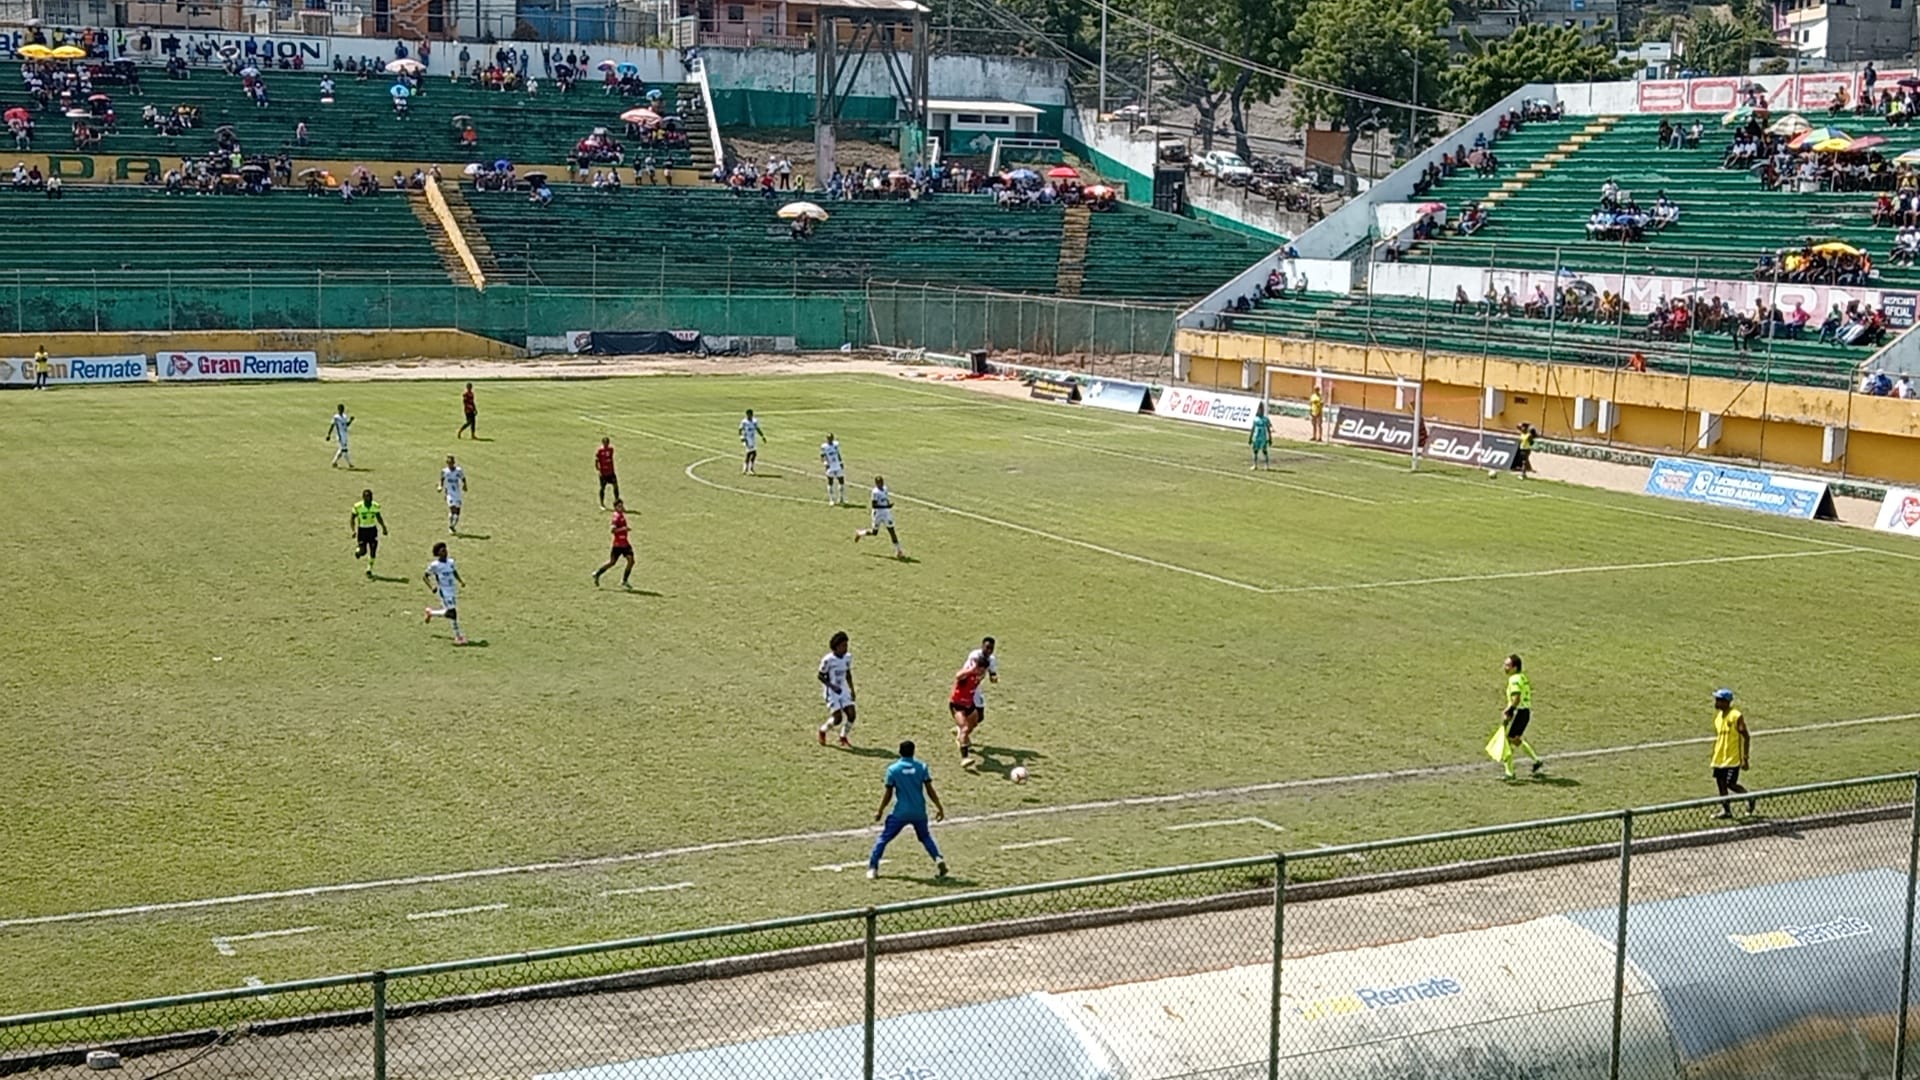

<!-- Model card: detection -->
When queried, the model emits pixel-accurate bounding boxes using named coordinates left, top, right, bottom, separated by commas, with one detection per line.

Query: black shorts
left=609, top=544, right=633, bottom=559
left=1511, top=449, right=1532, bottom=471
left=357, top=526, right=379, bottom=547
left=599, top=472, right=619, bottom=487
left=1712, top=766, right=1742, bottom=787
left=1505, top=708, right=1531, bottom=741
left=464, top=409, right=476, bottom=421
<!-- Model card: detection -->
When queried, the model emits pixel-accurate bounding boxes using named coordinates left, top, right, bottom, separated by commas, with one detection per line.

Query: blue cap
left=1714, top=688, right=1734, bottom=701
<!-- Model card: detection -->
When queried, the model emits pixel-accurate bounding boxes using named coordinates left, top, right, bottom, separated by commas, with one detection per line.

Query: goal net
left=1262, top=364, right=1427, bottom=470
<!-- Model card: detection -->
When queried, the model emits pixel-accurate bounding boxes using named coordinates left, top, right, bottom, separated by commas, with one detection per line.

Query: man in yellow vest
left=32, top=345, right=50, bottom=390
left=1308, top=388, right=1324, bottom=442
left=1709, top=688, right=1754, bottom=819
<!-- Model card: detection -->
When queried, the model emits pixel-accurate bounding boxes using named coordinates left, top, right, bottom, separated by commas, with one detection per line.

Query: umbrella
left=216, top=123, right=235, bottom=135
left=218, top=44, right=238, bottom=56
left=240, top=162, right=266, bottom=173
left=87, top=93, right=109, bottom=103
left=1790, top=126, right=1848, bottom=149
left=615, top=62, right=638, bottom=75
left=1416, top=201, right=1446, bottom=214
left=450, top=114, right=472, bottom=126
left=1766, top=113, right=1810, bottom=135
left=522, top=171, right=548, bottom=185
left=463, top=162, right=484, bottom=176
left=1084, top=184, right=1115, bottom=197
left=1008, top=168, right=1038, bottom=181
left=1046, top=165, right=1077, bottom=179
left=1810, top=136, right=1852, bottom=153
left=298, top=167, right=323, bottom=177
left=1846, top=134, right=1888, bottom=152
left=389, top=84, right=411, bottom=98
left=239, top=65, right=259, bottom=77
left=597, top=59, right=616, bottom=71
left=62, top=108, right=89, bottom=119
left=619, top=107, right=659, bottom=126
left=1720, top=107, right=1753, bottom=126
left=1896, top=148, right=1920, bottom=164
left=1900, top=77, right=1920, bottom=88
left=777, top=200, right=829, bottom=221
left=3, top=107, right=28, bottom=122
left=646, top=88, right=662, bottom=100
left=591, top=126, right=608, bottom=136
left=16, top=44, right=54, bottom=60
left=1811, top=241, right=1862, bottom=256
left=50, top=44, right=87, bottom=59
left=493, top=158, right=511, bottom=171
left=385, top=58, right=423, bottom=74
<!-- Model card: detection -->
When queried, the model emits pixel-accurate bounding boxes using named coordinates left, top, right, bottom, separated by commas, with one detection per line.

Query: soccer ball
left=1487, top=469, right=1499, bottom=479
left=1010, top=766, right=1029, bottom=784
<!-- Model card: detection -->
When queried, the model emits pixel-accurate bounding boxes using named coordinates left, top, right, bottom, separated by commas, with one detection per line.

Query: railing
left=865, top=279, right=1181, bottom=384
left=3, top=774, right=1915, bottom=1080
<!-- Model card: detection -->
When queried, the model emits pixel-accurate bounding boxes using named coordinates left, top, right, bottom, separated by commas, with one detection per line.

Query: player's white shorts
left=437, top=588, right=459, bottom=609
left=445, top=492, right=463, bottom=508
left=743, top=437, right=759, bottom=452
left=823, top=685, right=854, bottom=713
left=825, top=463, right=844, bottom=479
left=871, top=507, right=895, bottom=529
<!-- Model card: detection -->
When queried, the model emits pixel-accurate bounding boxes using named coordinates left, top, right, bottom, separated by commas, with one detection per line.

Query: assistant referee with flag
left=1492, top=654, right=1545, bottom=780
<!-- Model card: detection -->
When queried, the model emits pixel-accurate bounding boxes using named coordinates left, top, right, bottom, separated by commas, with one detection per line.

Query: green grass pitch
left=3, top=371, right=1917, bottom=1013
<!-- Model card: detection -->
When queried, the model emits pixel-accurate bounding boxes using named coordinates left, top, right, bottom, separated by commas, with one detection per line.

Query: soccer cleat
left=1746, top=798, right=1758, bottom=814
left=592, top=573, right=601, bottom=587
left=838, top=736, right=851, bottom=748
left=852, top=530, right=862, bottom=543
left=1711, top=809, right=1733, bottom=820
left=453, top=635, right=468, bottom=646
left=817, top=728, right=827, bottom=746
left=865, top=867, right=877, bottom=880
left=423, top=608, right=433, bottom=622
left=1531, top=760, right=1544, bottom=775
left=934, top=859, right=948, bottom=879
left=365, top=569, right=373, bottom=579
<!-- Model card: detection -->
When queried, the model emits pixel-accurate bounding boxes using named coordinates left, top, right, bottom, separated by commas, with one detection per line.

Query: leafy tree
left=1135, top=0, right=1302, bottom=157
left=1290, top=0, right=1450, bottom=190
left=1446, top=24, right=1633, bottom=115
left=1679, top=8, right=1777, bottom=75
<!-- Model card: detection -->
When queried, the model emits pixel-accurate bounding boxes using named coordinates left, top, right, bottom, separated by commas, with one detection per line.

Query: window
left=373, top=0, right=390, bottom=33
left=984, top=114, right=1011, bottom=126
left=725, top=4, right=743, bottom=21
left=427, top=0, right=444, bottom=32
left=956, top=112, right=982, bottom=124
left=761, top=11, right=776, bottom=32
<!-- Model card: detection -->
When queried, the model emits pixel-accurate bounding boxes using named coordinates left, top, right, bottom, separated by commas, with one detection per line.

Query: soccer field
left=4, top=370, right=1918, bottom=1013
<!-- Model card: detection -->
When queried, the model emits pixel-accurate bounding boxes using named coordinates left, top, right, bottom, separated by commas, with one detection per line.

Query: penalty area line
left=1265, top=547, right=1859, bottom=594
left=8, top=711, right=1917, bottom=932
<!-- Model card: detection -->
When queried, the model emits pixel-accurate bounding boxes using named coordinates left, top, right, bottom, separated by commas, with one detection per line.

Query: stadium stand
left=461, top=187, right=1272, bottom=302
left=0, top=184, right=444, bottom=278
left=2, top=60, right=711, bottom=173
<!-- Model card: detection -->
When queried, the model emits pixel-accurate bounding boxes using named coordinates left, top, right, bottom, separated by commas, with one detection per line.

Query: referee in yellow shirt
left=1499, top=654, right=1545, bottom=780
left=1709, top=688, right=1755, bottom=819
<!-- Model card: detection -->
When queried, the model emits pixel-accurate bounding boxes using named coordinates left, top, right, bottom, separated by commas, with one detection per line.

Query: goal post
left=1262, top=364, right=1426, bottom=470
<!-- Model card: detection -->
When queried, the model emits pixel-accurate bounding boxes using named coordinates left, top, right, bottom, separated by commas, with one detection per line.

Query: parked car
left=1198, top=150, right=1253, bottom=181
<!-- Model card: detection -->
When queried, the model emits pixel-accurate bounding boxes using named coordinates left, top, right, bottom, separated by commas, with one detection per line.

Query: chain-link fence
left=4, top=774, right=1916, bottom=1080
left=866, top=280, right=1181, bottom=384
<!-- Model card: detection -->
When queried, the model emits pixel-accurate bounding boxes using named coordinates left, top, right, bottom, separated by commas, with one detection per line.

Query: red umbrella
left=1046, top=165, right=1078, bottom=179
left=3, top=107, right=28, bottom=122
left=1846, top=134, right=1889, bottom=152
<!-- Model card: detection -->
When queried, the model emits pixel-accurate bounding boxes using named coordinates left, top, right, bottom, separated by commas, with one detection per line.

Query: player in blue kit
left=867, top=740, right=948, bottom=881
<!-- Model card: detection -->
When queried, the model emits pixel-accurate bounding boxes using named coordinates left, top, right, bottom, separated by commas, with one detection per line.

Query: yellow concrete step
left=1500, top=180, right=1525, bottom=191
left=1483, top=190, right=1512, bottom=203
left=1542, top=152, right=1567, bottom=163
left=1515, top=170, right=1541, bottom=180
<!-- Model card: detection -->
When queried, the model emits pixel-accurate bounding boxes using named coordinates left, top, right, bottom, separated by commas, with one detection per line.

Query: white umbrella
left=777, top=201, right=829, bottom=221
left=463, top=161, right=484, bottom=176
left=1895, top=148, right=1920, bottom=165
left=1767, top=113, right=1811, bottom=136
left=386, top=58, right=424, bottom=74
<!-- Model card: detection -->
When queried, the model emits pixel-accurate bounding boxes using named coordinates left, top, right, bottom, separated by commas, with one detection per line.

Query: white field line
left=999, top=837, right=1076, bottom=851
left=633, top=403, right=994, bottom=419
left=1263, top=547, right=1858, bottom=595
left=1164, top=817, right=1286, bottom=833
left=811, top=860, right=880, bottom=873
left=13, top=710, right=1916, bottom=932
left=585, top=415, right=1275, bottom=593
left=601, top=882, right=695, bottom=897
left=209, top=925, right=319, bottom=957
left=406, top=903, right=508, bottom=922
left=1020, top=434, right=1377, bottom=505
left=684, top=457, right=822, bottom=505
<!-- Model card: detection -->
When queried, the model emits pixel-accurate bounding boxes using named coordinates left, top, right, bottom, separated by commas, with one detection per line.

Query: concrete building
left=1776, top=0, right=1915, bottom=62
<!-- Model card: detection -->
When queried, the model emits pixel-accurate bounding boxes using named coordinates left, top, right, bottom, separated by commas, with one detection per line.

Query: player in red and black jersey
left=457, top=383, right=478, bottom=439
left=595, top=437, right=620, bottom=509
left=592, top=500, right=635, bottom=589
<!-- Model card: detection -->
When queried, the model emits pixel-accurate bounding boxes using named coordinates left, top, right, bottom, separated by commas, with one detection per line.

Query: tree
left=1679, top=8, right=1777, bottom=76
left=1290, top=0, right=1450, bottom=191
left=1446, top=24, right=1633, bottom=115
left=1135, top=0, right=1302, bottom=157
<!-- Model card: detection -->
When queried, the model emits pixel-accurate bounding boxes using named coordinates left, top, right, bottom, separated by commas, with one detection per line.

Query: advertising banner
left=1157, top=386, right=1262, bottom=430
left=1082, top=378, right=1152, bottom=414
left=1882, top=294, right=1916, bottom=330
left=1873, top=487, right=1920, bottom=537
left=0, top=354, right=146, bottom=386
left=1332, top=407, right=1521, bottom=470
left=159, top=351, right=318, bottom=381
left=1643, top=457, right=1837, bottom=520
left=1028, top=376, right=1081, bottom=403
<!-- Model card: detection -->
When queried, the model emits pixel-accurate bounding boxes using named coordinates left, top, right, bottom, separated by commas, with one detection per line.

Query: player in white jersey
left=820, top=433, right=846, bottom=505
left=952, top=637, right=999, bottom=761
left=439, top=455, right=467, bottom=534
left=852, top=475, right=905, bottom=558
left=739, top=409, right=765, bottom=475
left=324, top=404, right=354, bottom=468
left=816, top=629, right=857, bottom=747
left=421, top=541, right=468, bottom=645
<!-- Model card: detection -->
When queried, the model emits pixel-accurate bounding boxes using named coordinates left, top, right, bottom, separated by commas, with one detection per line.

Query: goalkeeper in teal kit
left=1249, top=405, right=1273, bottom=469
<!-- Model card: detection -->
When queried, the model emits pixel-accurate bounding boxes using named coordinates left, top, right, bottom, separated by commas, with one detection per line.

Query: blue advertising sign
left=1644, top=457, right=1835, bottom=520
left=1081, top=378, right=1152, bottom=414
